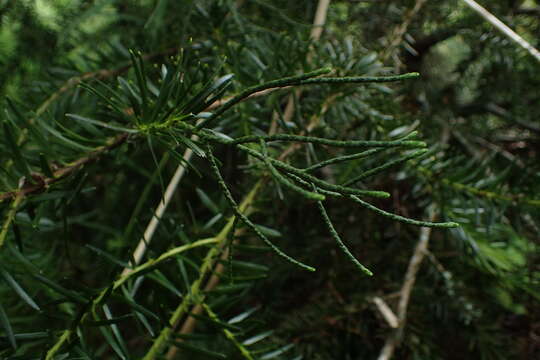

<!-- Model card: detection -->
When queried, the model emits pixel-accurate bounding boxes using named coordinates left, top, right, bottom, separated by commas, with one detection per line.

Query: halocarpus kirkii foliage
left=1, top=1, right=538, bottom=359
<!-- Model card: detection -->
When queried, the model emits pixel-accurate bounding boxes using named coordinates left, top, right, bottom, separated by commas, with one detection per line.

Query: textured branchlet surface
left=1, top=52, right=457, bottom=359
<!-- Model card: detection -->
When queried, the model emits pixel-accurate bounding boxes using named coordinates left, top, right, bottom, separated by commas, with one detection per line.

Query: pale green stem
left=44, top=235, right=228, bottom=360
left=0, top=193, right=24, bottom=251
left=202, top=303, right=255, bottom=360
left=142, top=182, right=262, bottom=360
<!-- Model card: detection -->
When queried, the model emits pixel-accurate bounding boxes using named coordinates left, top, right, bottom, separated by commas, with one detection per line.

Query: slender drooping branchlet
left=315, top=191, right=373, bottom=276
left=206, top=143, right=316, bottom=271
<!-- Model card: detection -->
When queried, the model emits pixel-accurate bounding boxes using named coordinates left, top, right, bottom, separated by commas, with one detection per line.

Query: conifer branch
left=0, top=133, right=129, bottom=203
left=417, top=166, right=540, bottom=207
left=121, top=86, right=294, bottom=275
left=44, top=236, right=221, bottom=360
left=144, top=183, right=262, bottom=359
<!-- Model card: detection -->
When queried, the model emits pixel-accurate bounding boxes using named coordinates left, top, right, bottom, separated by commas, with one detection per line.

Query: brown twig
left=0, top=133, right=129, bottom=203
left=372, top=296, right=399, bottom=329
left=0, top=133, right=128, bottom=251
left=462, top=0, right=540, bottom=63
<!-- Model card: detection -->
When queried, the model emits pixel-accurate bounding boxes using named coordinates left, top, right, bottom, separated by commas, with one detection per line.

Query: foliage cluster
left=1, top=1, right=539, bottom=359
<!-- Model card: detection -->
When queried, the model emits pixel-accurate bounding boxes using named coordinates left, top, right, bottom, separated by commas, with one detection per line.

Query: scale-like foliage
left=0, top=1, right=538, bottom=359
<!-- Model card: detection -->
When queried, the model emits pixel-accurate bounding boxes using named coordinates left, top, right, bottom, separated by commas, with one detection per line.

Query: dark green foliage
left=1, top=1, right=539, bottom=359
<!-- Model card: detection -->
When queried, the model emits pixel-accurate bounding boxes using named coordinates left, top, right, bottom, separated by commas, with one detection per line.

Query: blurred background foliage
left=0, top=0, right=539, bottom=359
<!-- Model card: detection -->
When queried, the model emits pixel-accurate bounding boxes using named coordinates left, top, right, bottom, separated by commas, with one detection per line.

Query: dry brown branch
left=462, top=0, right=540, bottom=62
left=0, top=133, right=129, bottom=203
left=372, top=296, right=399, bottom=329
